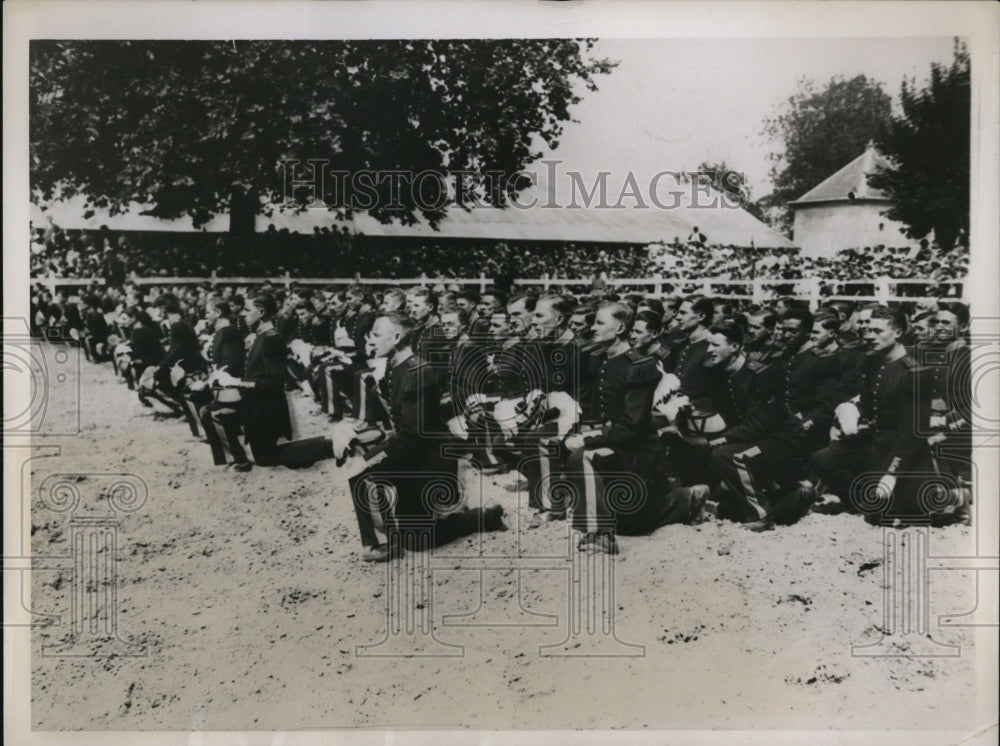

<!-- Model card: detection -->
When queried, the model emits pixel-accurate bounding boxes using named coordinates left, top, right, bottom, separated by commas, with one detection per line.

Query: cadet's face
left=488, top=313, right=509, bottom=339
left=206, top=305, right=220, bottom=323
left=628, top=319, right=656, bottom=349
left=568, top=314, right=590, bottom=338
left=591, top=307, right=622, bottom=344
left=439, top=313, right=461, bottom=340
left=854, top=310, right=872, bottom=334
left=911, top=318, right=931, bottom=342
left=244, top=303, right=261, bottom=328
left=455, top=298, right=474, bottom=314
left=295, top=308, right=313, bottom=325
left=379, top=294, right=402, bottom=313
left=530, top=301, right=564, bottom=338
left=748, top=316, right=769, bottom=343
left=477, top=295, right=498, bottom=316
left=777, top=319, right=805, bottom=350
left=368, top=318, right=400, bottom=358
left=676, top=302, right=700, bottom=331
left=810, top=324, right=834, bottom=348
left=507, top=301, right=530, bottom=336
left=407, top=294, right=432, bottom=321
left=933, top=311, right=960, bottom=341
left=866, top=318, right=900, bottom=353
left=706, top=332, right=737, bottom=367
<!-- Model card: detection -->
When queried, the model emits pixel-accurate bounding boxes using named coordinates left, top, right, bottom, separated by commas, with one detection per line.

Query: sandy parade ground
left=18, top=339, right=997, bottom=733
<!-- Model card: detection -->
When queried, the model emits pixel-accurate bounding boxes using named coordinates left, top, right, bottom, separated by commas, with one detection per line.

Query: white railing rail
left=31, top=273, right=965, bottom=308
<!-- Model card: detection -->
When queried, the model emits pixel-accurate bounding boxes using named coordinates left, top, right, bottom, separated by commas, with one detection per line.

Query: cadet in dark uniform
left=628, top=310, right=671, bottom=364
left=664, top=296, right=723, bottom=407
left=809, top=306, right=944, bottom=522
left=709, top=308, right=838, bottom=529
left=925, top=304, right=972, bottom=488
left=205, top=294, right=335, bottom=471
left=744, top=310, right=782, bottom=366
left=565, top=301, right=678, bottom=554
left=518, top=294, right=583, bottom=524
left=348, top=312, right=505, bottom=562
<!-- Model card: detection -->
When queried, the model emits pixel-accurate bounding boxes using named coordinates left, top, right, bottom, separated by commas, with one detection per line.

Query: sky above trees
left=529, top=37, right=958, bottom=203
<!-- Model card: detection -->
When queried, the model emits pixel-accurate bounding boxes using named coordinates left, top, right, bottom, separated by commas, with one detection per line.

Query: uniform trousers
left=349, top=454, right=484, bottom=549
left=566, top=442, right=686, bottom=536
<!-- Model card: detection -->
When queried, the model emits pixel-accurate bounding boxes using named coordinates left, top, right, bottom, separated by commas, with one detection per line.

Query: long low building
left=32, top=185, right=794, bottom=250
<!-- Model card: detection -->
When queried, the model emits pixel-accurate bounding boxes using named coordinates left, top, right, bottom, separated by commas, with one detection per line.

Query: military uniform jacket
left=377, top=354, right=441, bottom=463
left=921, top=339, right=972, bottom=431
left=710, top=360, right=764, bottom=432
left=490, top=341, right=541, bottom=399
left=854, top=351, right=929, bottom=474
left=162, top=319, right=206, bottom=373
left=241, top=327, right=293, bottom=440
left=532, top=330, right=582, bottom=398
left=775, top=346, right=839, bottom=432
left=582, top=348, right=660, bottom=451
left=211, top=324, right=246, bottom=377
left=667, top=335, right=723, bottom=405
left=130, top=324, right=165, bottom=367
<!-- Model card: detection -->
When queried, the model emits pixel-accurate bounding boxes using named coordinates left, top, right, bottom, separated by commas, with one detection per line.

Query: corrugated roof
left=261, top=192, right=794, bottom=249
left=790, top=143, right=892, bottom=206
left=32, top=186, right=794, bottom=249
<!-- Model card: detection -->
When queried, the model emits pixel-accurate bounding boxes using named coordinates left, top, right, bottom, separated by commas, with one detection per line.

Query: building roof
left=261, top=199, right=794, bottom=249
left=32, top=185, right=795, bottom=249
left=789, top=143, right=893, bottom=207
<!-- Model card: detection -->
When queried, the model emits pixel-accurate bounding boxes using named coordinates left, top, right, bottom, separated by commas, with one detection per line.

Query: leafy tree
left=867, top=40, right=970, bottom=250
left=30, top=40, right=616, bottom=229
left=696, top=160, right=768, bottom=222
left=761, top=74, right=893, bottom=232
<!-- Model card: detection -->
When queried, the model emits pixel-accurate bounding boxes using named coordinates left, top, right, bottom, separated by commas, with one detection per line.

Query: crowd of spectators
left=30, top=222, right=969, bottom=297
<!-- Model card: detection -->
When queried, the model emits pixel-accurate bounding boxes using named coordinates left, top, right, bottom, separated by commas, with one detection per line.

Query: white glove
left=493, top=398, right=520, bottom=439
left=564, top=433, right=586, bottom=451
left=835, top=402, right=861, bottom=437
left=447, top=415, right=470, bottom=440
left=876, top=474, right=897, bottom=501
left=929, top=415, right=947, bottom=429
left=212, top=369, right=241, bottom=388
left=330, top=419, right=361, bottom=460
left=169, top=363, right=186, bottom=387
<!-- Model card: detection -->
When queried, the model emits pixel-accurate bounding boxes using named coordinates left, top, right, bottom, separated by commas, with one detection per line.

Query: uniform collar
left=390, top=347, right=414, bottom=369
left=606, top=339, right=630, bottom=359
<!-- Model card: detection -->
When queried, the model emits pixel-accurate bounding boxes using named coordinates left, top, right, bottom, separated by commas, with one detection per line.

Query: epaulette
left=746, top=359, right=770, bottom=374
left=810, top=346, right=836, bottom=358
left=401, top=357, right=437, bottom=391
left=626, top=351, right=660, bottom=383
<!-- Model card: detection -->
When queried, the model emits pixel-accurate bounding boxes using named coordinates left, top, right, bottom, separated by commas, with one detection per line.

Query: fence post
left=653, top=276, right=663, bottom=297
left=701, top=279, right=712, bottom=296
left=808, top=278, right=820, bottom=311
left=751, top=279, right=763, bottom=306
left=479, top=272, right=487, bottom=294
left=876, top=278, right=890, bottom=304
left=210, top=269, right=217, bottom=286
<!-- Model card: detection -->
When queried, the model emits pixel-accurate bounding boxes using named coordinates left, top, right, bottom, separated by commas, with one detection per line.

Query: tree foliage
left=696, top=160, right=768, bottom=223
left=867, top=40, right=970, bottom=250
left=761, top=74, right=893, bottom=232
left=30, top=40, right=616, bottom=229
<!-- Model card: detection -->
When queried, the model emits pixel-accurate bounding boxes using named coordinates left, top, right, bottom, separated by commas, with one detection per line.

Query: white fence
left=32, top=272, right=965, bottom=309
